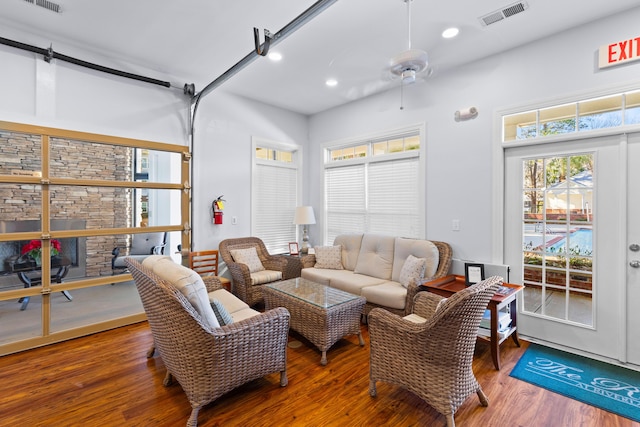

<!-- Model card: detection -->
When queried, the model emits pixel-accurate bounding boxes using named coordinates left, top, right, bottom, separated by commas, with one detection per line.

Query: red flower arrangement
left=21, top=239, right=61, bottom=259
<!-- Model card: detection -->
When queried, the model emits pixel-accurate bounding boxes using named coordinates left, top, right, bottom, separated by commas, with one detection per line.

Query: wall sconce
left=454, top=107, right=478, bottom=122
left=293, top=206, right=316, bottom=254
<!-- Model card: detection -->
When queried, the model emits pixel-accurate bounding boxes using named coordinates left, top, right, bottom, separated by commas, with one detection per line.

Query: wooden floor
left=1, top=322, right=638, bottom=427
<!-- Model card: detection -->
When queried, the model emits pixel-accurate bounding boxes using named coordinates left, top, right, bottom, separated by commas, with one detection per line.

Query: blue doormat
left=510, top=343, right=640, bottom=422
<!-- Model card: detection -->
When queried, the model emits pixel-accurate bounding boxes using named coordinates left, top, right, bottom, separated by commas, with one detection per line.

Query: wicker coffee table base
left=263, top=284, right=366, bottom=365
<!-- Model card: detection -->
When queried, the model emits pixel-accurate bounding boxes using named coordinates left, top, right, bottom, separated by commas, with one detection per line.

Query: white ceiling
left=1, top=0, right=639, bottom=115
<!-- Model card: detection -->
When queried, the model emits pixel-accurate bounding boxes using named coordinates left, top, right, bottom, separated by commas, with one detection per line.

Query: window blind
left=368, top=157, right=421, bottom=237
left=325, top=156, right=422, bottom=244
left=326, top=164, right=366, bottom=244
left=253, top=163, right=297, bottom=253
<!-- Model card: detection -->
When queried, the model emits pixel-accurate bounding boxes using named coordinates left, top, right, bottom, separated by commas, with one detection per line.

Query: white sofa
left=301, top=234, right=452, bottom=316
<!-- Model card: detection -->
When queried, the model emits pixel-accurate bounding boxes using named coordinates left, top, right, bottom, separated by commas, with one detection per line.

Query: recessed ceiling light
left=442, top=27, right=459, bottom=39
left=326, top=79, right=338, bottom=87
left=268, top=52, right=282, bottom=61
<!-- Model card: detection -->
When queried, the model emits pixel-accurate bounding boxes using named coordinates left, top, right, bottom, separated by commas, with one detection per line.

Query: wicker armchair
left=368, top=275, right=503, bottom=427
left=219, top=237, right=295, bottom=306
left=125, top=258, right=290, bottom=427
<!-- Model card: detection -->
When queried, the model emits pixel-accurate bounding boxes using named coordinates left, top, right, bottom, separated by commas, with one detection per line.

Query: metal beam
left=188, top=0, right=340, bottom=138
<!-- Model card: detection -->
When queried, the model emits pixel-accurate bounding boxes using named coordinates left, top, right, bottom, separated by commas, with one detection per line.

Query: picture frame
left=464, top=263, right=485, bottom=286
left=288, top=242, right=299, bottom=256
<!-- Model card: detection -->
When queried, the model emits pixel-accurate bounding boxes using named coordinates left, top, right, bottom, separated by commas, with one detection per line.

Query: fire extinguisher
left=212, top=195, right=225, bottom=224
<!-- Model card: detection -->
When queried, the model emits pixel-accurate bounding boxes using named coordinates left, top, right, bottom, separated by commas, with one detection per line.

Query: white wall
left=0, top=38, right=187, bottom=144
left=191, top=91, right=309, bottom=253
left=308, top=6, right=640, bottom=263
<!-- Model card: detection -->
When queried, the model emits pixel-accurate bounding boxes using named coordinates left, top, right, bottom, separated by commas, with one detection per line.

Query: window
left=521, top=154, right=593, bottom=325
left=324, top=128, right=424, bottom=244
left=252, top=139, right=300, bottom=254
left=503, top=89, right=640, bottom=142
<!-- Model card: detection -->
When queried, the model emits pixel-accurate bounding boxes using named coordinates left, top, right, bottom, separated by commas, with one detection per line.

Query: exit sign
left=599, top=36, right=640, bottom=69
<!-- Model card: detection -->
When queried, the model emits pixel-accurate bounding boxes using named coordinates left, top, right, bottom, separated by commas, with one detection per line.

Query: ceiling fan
left=386, top=0, right=430, bottom=109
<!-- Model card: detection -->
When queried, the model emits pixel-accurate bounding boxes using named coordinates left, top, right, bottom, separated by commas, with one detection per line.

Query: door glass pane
left=50, top=140, right=182, bottom=184
left=521, top=153, right=593, bottom=326
left=50, top=281, right=142, bottom=333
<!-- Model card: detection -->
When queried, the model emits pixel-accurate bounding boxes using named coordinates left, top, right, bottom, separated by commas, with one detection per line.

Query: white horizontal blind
left=324, top=128, right=423, bottom=244
left=326, top=164, right=366, bottom=244
left=253, top=162, right=297, bottom=253
left=368, top=157, right=421, bottom=237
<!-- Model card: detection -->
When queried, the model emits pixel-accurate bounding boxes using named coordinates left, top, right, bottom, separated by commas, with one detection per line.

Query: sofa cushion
left=211, top=299, right=234, bottom=325
left=143, top=256, right=220, bottom=329
left=399, top=254, right=426, bottom=288
left=333, top=234, right=363, bottom=271
left=330, top=273, right=387, bottom=296
left=301, top=268, right=355, bottom=287
left=230, top=247, right=265, bottom=273
left=392, top=238, right=439, bottom=282
left=360, top=281, right=407, bottom=310
left=314, top=245, right=344, bottom=270
left=353, top=234, right=395, bottom=280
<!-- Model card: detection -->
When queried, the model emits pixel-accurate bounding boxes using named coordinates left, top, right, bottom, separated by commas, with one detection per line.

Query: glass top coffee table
left=263, top=277, right=366, bottom=365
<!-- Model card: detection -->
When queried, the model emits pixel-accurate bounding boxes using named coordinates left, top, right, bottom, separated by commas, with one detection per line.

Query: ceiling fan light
left=389, top=49, right=429, bottom=76
left=401, top=69, right=416, bottom=84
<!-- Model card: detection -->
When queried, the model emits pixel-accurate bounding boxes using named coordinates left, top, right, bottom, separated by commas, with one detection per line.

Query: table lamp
left=293, top=206, right=316, bottom=254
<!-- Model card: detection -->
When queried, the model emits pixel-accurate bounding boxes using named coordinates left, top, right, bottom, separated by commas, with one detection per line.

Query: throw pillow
left=229, top=247, right=265, bottom=273
left=210, top=299, right=234, bottom=326
left=314, top=245, right=343, bottom=270
left=399, top=254, right=427, bottom=288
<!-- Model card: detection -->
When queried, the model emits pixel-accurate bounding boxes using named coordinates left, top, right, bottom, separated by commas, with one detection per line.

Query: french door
left=505, top=133, right=638, bottom=365
left=627, top=132, right=640, bottom=366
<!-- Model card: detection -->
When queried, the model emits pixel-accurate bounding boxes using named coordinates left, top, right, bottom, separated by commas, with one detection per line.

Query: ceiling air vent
left=22, top=0, right=62, bottom=13
left=479, top=1, right=528, bottom=27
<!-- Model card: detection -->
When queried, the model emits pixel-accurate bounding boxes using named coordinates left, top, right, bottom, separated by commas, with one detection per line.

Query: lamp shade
left=293, top=206, right=316, bottom=225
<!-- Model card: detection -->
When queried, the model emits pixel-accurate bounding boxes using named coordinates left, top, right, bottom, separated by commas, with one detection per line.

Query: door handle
left=631, top=260, right=640, bottom=268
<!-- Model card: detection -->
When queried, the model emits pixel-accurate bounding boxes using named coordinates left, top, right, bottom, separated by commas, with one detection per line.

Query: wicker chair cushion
left=399, top=255, right=426, bottom=288
left=211, top=299, right=234, bottom=325
left=353, top=234, right=395, bottom=279
left=208, top=288, right=250, bottom=312
left=208, top=288, right=261, bottom=322
left=250, top=270, right=283, bottom=285
left=143, top=256, right=220, bottom=329
left=403, top=313, right=427, bottom=323
left=391, top=238, right=439, bottom=282
left=313, top=245, right=344, bottom=270
left=230, top=247, right=265, bottom=273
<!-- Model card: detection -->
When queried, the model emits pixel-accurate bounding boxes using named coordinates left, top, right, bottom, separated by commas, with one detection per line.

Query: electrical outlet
left=452, top=219, right=460, bottom=231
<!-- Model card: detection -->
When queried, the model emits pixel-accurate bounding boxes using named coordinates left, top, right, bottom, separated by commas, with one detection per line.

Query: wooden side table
left=419, top=275, right=524, bottom=370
